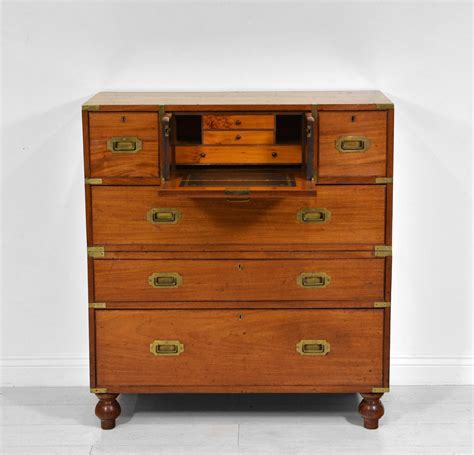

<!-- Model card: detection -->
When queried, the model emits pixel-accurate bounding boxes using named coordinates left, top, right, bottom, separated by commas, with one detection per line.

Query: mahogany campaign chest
left=82, top=91, right=394, bottom=430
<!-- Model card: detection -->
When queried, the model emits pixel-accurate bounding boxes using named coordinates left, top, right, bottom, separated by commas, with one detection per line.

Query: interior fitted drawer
left=88, top=112, right=159, bottom=177
left=203, top=114, right=274, bottom=130
left=93, top=258, right=385, bottom=302
left=318, top=111, right=387, bottom=177
left=95, top=309, right=384, bottom=386
left=203, top=130, right=274, bottom=145
left=91, top=185, right=386, bottom=247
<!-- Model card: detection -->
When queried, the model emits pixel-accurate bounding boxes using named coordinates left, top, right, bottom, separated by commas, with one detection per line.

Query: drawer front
left=91, top=185, right=386, bottom=246
left=89, top=112, right=159, bottom=177
left=175, top=145, right=301, bottom=165
left=203, top=114, right=274, bottom=130
left=95, top=309, right=383, bottom=386
left=203, top=130, right=274, bottom=145
left=94, top=258, right=385, bottom=302
left=318, top=111, right=387, bottom=177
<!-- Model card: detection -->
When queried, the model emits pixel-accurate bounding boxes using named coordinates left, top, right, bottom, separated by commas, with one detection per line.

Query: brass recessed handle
left=296, top=339, right=330, bottom=356
left=297, top=272, right=331, bottom=288
left=148, top=272, right=182, bottom=288
left=150, top=340, right=184, bottom=356
left=107, top=136, right=142, bottom=153
left=147, top=208, right=181, bottom=224
left=335, top=136, right=370, bottom=153
left=297, top=208, right=331, bottom=223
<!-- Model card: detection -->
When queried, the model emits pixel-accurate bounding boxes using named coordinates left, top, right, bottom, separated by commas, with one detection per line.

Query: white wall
left=1, top=0, right=472, bottom=386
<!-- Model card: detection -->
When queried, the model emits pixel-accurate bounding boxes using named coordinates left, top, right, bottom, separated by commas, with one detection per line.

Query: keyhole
left=239, top=314, right=244, bottom=320
left=351, top=115, right=356, bottom=122
left=121, top=116, right=126, bottom=123
left=237, top=263, right=243, bottom=271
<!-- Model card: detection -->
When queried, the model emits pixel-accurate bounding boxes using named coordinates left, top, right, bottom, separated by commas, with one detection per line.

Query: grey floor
left=0, top=386, right=472, bottom=454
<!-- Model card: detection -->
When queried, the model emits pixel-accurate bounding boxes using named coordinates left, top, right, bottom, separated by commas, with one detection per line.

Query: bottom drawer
left=95, top=309, right=383, bottom=387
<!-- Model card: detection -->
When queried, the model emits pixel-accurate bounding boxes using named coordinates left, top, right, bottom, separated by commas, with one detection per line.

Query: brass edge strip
left=376, top=103, right=394, bottom=110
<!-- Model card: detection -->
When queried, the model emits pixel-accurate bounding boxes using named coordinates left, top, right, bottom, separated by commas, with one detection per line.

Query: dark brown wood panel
left=319, top=111, right=387, bottom=178
left=91, top=185, right=386, bottom=247
left=95, top=309, right=384, bottom=386
left=89, top=112, right=159, bottom=177
left=93, top=258, right=385, bottom=302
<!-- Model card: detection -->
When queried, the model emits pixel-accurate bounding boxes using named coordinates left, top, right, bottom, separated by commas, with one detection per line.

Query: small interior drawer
left=203, top=130, right=274, bottom=145
left=203, top=114, right=274, bottom=130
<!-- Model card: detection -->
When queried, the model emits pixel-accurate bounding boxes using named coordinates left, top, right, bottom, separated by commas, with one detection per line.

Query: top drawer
left=88, top=112, right=159, bottom=177
left=318, top=111, right=388, bottom=178
left=203, top=114, right=274, bottom=130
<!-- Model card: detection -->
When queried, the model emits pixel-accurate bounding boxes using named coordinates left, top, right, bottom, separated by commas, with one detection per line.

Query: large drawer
left=91, top=185, right=386, bottom=247
left=93, top=258, right=385, bottom=302
left=95, top=309, right=384, bottom=386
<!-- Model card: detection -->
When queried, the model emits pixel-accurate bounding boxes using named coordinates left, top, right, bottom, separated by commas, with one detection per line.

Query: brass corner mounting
left=374, top=245, right=392, bottom=257
left=90, top=387, right=107, bottom=394
left=374, top=301, right=391, bottom=308
left=372, top=387, right=390, bottom=393
left=375, top=177, right=393, bottom=184
left=87, top=246, right=105, bottom=258
left=82, top=105, right=100, bottom=111
left=89, top=302, right=106, bottom=309
left=85, top=178, right=103, bottom=185
left=376, top=103, right=394, bottom=110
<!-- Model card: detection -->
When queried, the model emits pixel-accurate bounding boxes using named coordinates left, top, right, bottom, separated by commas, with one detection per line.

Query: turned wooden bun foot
left=358, top=393, right=384, bottom=429
left=95, top=393, right=121, bottom=429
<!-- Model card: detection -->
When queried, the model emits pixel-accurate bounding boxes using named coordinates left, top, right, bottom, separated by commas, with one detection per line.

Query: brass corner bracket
left=89, top=302, right=106, bottom=309
left=374, top=301, right=391, bottom=308
left=85, top=178, right=103, bottom=185
left=90, top=387, right=107, bottom=394
left=376, top=103, right=394, bottom=110
left=87, top=246, right=105, bottom=258
left=372, top=387, right=390, bottom=393
left=374, top=245, right=392, bottom=257
left=82, top=105, right=100, bottom=111
left=375, top=177, right=393, bottom=184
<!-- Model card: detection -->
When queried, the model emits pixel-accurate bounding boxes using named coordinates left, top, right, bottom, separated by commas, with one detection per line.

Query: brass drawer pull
left=107, top=136, right=142, bottom=153
left=335, top=135, right=370, bottom=153
left=148, top=272, right=182, bottom=288
left=147, top=208, right=181, bottom=224
left=297, top=208, right=331, bottom=223
left=297, top=272, right=331, bottom=288
left=297, top=339, right=330, bottom=356
left=150, top=340, right=184, bottom=356
left=224, top=189, right=251, bottom=197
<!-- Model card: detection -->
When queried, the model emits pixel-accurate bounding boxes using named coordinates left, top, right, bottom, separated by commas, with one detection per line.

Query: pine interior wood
left=83, top=90, right=393, bottom=430
left=95, top=309, right=384, bottom=387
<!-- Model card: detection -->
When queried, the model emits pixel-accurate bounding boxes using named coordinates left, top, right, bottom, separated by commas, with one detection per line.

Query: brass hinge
left=376, top=103, right=394, bottom=110
left=90, top=387, right=107, bottom=394
left=374, top=245, right=392, bottom=257
left=375, top=177, right=393, bottom=184
left=85, top=178, right=103, bottom=185
left=87, top=246, right=105, bottom=258
left=372, top=387, right=390, bottom=393
left=89, top=302, right=106, bottom=309
left=82, top=104, right=100, bottom=111
left=311, top=106, right=318, bottom=119
left=374, top=301, right=391, bottom=308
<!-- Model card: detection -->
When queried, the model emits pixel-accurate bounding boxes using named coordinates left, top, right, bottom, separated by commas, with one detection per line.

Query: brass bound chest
left=82, top=91, right=393, bottom=430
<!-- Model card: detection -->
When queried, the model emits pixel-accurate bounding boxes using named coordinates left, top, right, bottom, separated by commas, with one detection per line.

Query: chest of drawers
left=82, top=91, right=393, bottom=430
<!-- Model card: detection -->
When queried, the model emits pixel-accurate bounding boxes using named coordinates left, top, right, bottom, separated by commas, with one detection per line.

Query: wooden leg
left=95, top=393, right=121, bottom=429
left=358, top=393, right=384, bottom=429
